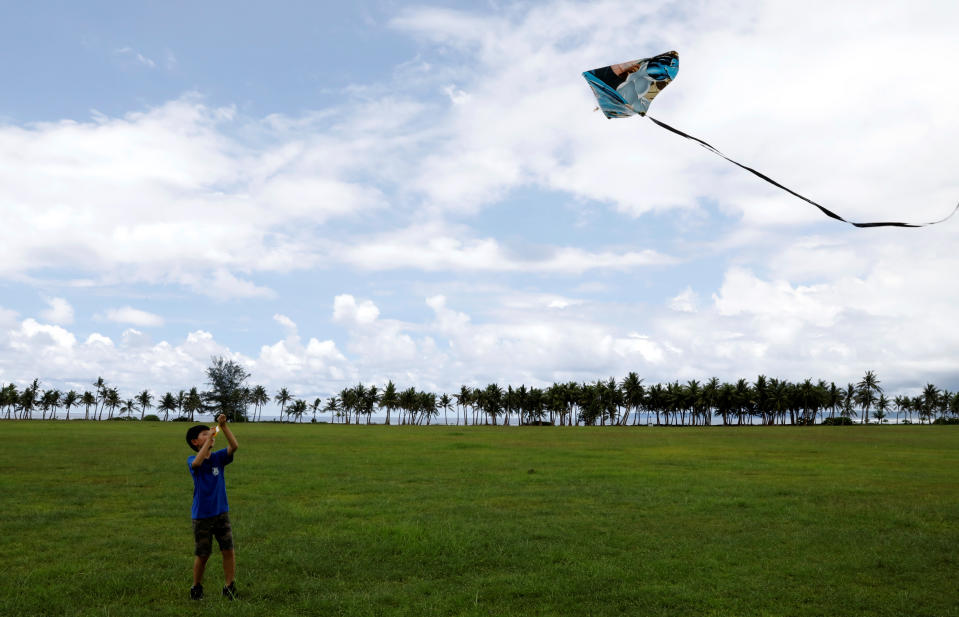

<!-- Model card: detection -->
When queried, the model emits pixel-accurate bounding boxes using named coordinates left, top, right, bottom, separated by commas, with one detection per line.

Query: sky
left=2, top=0, right=958, bottom=410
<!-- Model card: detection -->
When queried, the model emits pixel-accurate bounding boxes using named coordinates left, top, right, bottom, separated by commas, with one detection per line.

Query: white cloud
left=0, top=97, right=397, bottom=296
left=273, top=314, right=297, bottom=331
left=121, top=328, right=151, bottom=348
left=188, top=270, right=276, bottom=300
left=11, top=318, right=76, bottom=350
left=85, top=333, right=114, bottom=347
left=105, top=306, right=164, bottom=327
left=335, top=222, right=675, bottom=273
left=0, top=306, right=19, bottom=328
left=115, top=46, right=156, bottom=68
left=443, top=85, right=471, bottom=105
left=333, top=294, right=380, bottom=326
left=40, top=297, right=74, bottom=324
left=669, top=287, right=697, bottom=313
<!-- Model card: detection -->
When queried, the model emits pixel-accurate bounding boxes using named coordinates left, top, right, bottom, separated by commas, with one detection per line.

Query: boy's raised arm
left=218, top=414, right=239, bottom=456
left=191, top=431, right=216, bottom=469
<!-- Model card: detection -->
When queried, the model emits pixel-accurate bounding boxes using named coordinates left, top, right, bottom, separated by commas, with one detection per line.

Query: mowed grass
left=0, top=423, right=957, bottom=616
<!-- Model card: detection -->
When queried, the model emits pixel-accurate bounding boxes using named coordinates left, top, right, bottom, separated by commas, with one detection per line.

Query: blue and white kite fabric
left=583, top=51, right=679, bottom=118
left=583, top=51, right=958, bottom=228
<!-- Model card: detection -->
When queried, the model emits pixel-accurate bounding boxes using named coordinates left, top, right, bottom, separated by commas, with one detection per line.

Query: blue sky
left=2, top=0, right=958, bottom=408
left=2, top=1, right=425, bottom=121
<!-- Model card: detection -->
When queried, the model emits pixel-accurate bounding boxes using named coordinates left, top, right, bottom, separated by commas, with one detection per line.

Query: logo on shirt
left=213, top=467, right=220, bottom=477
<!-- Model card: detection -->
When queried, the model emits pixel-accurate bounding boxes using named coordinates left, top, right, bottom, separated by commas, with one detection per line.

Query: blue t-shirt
left=187, top=448, right=233, bottom=520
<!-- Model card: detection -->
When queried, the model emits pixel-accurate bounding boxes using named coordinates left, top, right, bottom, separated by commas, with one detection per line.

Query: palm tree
left=560, top=382, right=580, bottom=426
left=733, top=379, right=753, bottom=425
left=176, top=390, right=186, bottom=419
left=826, top=382, right=842, bottom=420
left=247, top=385, right=268, bottom=422
left=62, top=390, right=79, bottom=421
left=159, top=392, right=178, bottom=421
left=715, top=382, right=735, bottom=426
left=856, top=370, right=881, bottom=425
left=686, top=379, right=703, bottom=426
left=577, top=382, right=601, bottom=426
left=364, top=385, right=379, bottom=424
left=921, top=383, right=939, bottom=424
left=439, top=393, right=452, bottom=425
left=419, top=391, right=438, bottom=425
left=893, top=395, right=908, bottom=424
left=910, top=396, right=923, bottom=424
left=40, top=389, right=61, bottom=420
left=322, top=396, right=339, bottom=423
left=288, top=399, right=307, bottom=422
left=454, top=386, right=473, bottom=426
left=90, top=377, right=104, bottom=420
left=184, top=387, right=203, bottom=421
left=797, top=379, right=817, bottom=424
left=503, top=386, right=515, bottom=426
left=936, top=390, right=951, bottom=422
left=352, top=383, right=369, bottom=424
left=380, top=381, right=399, bottom=425
left=19, top=386, right=37, bottom=419
left=353, top=384, right=368, bottom=424
left=752, top=376, right=769, bottom=425
left=274, top=388, right=292, bottom=422
left=620, top=372, right=644, bottom=426
left=814, top=380, right=829, bottom=424
left=398, top=387, right=417, bottom=424
left=339, top=386, right=359, bottom=424
left=529, top=387, right=547, bottom=425
left=841, top=383, right=856, bottom=422
left=311, top=398, right=322, bottom=422
left=645, top=383, right=662, bottom=425
left=701, top=377, right=719, bottom=426
left=482, top=383, right=504, bottom=426
left=873, top=394, right=889, bottom=424
left=1, top=384, right=18, bottom=419
left=81, top=390, right=96, bottom=421
left=136, top=390, right=153, bottom=420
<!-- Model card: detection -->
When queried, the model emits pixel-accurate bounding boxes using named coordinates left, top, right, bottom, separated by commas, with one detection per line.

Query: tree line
left=3, top=360, right=958, bottom=426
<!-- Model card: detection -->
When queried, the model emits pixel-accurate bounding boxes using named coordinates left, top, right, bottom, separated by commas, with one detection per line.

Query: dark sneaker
left=222, top=581, right=237, bottom=600
left=190, top=585, right=204, bottom=600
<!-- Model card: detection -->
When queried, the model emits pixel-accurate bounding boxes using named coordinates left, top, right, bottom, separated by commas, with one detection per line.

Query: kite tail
left=646, top=115, right=959, bottom=229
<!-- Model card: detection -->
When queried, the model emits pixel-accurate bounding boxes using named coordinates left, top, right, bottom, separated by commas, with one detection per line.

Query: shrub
left=143, top=414, right=161, bottom=422
left=107, top=416, right=138, bottom=421
left=171, top=416, right=192, bottom=422
left=932, top=417, right=959, bottom=425
left=821, top=416, right=855, bottom=426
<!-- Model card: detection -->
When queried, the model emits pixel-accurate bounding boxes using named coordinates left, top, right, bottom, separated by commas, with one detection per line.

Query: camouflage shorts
left=192, top=512, right=234, bottom=556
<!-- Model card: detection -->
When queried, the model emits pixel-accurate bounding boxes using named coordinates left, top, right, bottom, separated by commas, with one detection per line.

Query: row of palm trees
left=3, top=370, right=958, bottom=425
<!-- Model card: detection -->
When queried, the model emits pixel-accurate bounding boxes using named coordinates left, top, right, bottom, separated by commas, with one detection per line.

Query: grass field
left=0, top=422, right=957, bottom=616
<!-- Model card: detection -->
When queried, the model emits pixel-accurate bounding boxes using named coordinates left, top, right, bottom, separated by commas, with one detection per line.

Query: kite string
left=645, top=115, right=959, bottom=229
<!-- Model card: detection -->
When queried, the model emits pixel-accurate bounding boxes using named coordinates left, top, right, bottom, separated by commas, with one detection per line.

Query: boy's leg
left=212, top=513, right=236, bottom=586
left=193, top=554, right=210, bottom=586
left=193, top=516, right=215, bottom=589
left=222, top=549, right=235, bottom=585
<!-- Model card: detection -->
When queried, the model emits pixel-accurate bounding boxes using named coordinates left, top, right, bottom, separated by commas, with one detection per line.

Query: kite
left=583, top=51, right=958, bottom=228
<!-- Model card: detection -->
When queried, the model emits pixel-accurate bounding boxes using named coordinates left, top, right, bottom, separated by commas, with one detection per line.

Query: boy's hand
left=217, top=414, right=227, bottom=426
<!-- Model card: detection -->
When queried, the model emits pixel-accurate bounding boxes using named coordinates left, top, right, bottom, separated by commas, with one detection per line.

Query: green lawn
left=0, top=422, right=956, bottom=616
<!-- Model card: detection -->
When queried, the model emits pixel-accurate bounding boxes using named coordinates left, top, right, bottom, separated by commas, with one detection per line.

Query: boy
left=186, top=414, right=239, bottom=601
